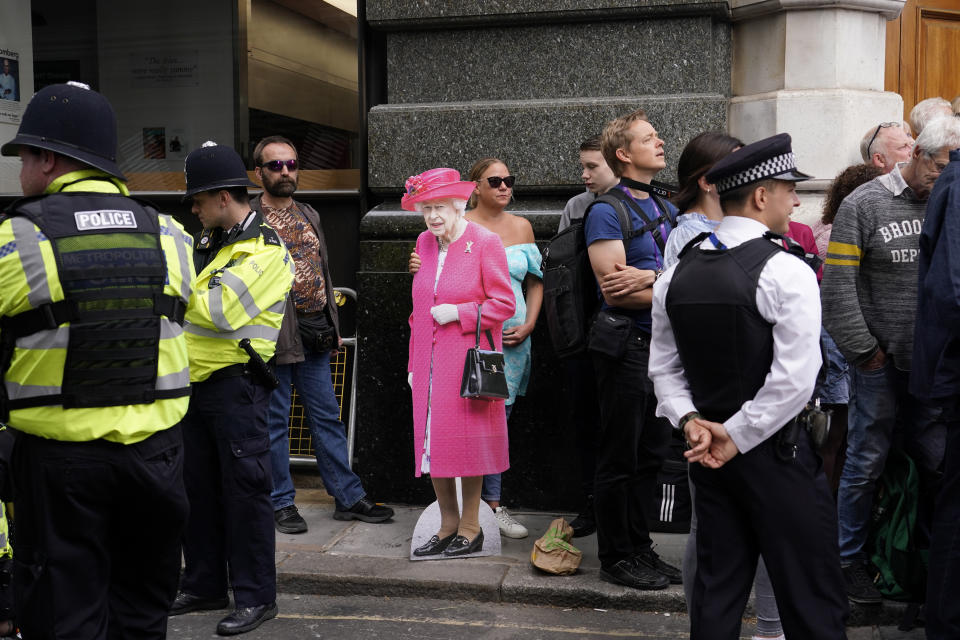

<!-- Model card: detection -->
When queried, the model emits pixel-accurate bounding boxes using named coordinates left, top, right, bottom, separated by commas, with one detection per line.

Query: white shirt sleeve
left=723, top=252, right=822, bottom=453
left=649, top=265, right=698, bottom=428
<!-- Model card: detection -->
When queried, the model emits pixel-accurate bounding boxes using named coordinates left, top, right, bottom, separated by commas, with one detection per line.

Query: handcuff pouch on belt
left=775, top=398, right=832, bottom=461
left=297, top=309, right=336, bottom=353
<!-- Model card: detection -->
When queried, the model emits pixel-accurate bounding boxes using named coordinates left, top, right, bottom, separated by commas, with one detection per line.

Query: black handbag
left=460, top=303, right=509, bottom=401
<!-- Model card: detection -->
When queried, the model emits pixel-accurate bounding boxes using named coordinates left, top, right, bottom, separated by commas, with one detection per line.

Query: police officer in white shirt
left=648, top=133, right=848, bottom=640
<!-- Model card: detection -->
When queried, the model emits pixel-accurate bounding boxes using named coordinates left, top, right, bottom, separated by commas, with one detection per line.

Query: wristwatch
left=678, top=411, right=701, bottom=431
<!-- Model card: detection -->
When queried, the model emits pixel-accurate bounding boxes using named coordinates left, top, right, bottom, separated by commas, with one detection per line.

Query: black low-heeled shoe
left=413, top=532, right=457, bottom=556
left=443, top=530, right=484, bottom=557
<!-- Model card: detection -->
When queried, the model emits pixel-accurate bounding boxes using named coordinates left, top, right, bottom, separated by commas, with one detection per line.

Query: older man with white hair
left=822, top=115, right=960, bottom=605
left=910, top=97, right=954, bottom=136
left=860, top=122, right=914, bottom=174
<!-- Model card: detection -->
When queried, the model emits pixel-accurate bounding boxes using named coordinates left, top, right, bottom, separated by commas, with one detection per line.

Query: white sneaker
left=494, top=506, right=528, bottom=539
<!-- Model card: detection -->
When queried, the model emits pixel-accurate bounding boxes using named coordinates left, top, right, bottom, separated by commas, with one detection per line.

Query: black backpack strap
left=585, top=196, right=636, bottom=253
left=650, top=192, right=677, bottom=228
left=601, top=189, right=671, bottom=255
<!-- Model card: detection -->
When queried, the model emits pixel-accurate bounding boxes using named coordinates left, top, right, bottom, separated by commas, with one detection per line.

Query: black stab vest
left=665, top=236, right=781, bottom=423
left=0, top=192, right=189, bottom=411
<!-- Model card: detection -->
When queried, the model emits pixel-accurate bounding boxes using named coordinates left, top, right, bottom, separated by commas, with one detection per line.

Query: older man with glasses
left=860, top=121, right=914, bottom=174
left=249, top=135, right=394, bottom=536
left=823, top=116, right=960, bottom=605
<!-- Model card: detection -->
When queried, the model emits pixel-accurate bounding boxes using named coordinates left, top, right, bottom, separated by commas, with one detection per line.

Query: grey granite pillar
left=355, top=1, right=732, bottom=510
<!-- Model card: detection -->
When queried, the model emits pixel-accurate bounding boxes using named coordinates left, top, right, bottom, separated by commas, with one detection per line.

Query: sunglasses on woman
left=485, top=175, right=515, bottom=189
left=260, top=159, right=298, bottom=172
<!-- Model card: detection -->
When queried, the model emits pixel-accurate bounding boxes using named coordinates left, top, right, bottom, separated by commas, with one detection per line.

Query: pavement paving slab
left=266, top=496, right=916, bottom=629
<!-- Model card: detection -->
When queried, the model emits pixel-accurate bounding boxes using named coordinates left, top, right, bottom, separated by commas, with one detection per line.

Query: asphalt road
left=166, top=593, right=699, bottom=639
left=165, top=593, right=926, bottom=639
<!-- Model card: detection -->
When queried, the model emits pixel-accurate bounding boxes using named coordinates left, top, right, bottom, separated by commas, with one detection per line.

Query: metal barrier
left=287, top=287, right=358, bottom=468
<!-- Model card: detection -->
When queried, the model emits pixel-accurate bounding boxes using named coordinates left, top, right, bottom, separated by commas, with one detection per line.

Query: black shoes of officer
left=169, top=591, right=230, bottom=616
left=600, top=557, right=670, bottom=590
left=333, top=496, right=394, bottom=523
left=216, top=602, right=278, bottom=636
left=274, top=505, right=308, bottom=534
left=842, top=561, right=882, bottom=604
left=413, top=532, right=457, bottom=556
left=635, top=547, right=683, bottom=584
left=444, top=529, right=484, bottom=557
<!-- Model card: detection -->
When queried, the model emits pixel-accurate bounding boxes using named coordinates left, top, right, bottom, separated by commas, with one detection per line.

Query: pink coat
left=408, top=222, right=516, bottom=478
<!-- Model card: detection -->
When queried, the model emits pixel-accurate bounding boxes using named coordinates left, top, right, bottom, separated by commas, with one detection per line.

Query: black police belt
left=774, top=401, right=830, bottom=461
left=205, top=354, right=278, bottom=388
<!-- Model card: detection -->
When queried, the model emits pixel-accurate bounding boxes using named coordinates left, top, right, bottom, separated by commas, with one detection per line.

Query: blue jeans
left=838, top=361, right=944, bottom=562
left=481, top=402, right=513, bottom=502
left=814, top=328, right=849, bottom=404
left=268, top=350, right=365, bottom=512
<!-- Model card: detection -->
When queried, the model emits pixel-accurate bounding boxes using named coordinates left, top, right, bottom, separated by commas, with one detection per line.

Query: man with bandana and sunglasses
left=251, top=135, right=394, bottom=535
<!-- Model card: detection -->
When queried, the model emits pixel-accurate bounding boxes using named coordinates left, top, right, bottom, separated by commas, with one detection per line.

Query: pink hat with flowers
left=401, top=167, right=477, bottom=212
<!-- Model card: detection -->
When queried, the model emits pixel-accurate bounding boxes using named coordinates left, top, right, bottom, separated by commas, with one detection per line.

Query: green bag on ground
left=868, top=449, right=927, bottom=601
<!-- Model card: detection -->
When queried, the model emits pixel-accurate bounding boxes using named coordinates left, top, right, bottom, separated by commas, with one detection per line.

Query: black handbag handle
left=474, top=303, right=495, bottom=350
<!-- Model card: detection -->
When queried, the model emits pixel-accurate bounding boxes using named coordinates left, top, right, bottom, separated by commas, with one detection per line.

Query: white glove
left=407, top=372, right=413, bottom=389
left=430, top=304, right=458, bottom=325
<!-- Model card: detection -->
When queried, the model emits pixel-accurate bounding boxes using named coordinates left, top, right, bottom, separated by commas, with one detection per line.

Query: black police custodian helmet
left=0, top=81, right=125, bottom=180
left=183, top=141, right=257, bottom=200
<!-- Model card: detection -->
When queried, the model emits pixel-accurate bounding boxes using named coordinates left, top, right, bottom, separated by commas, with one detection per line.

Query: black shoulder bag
left=460, top=303, right=510, bottom=400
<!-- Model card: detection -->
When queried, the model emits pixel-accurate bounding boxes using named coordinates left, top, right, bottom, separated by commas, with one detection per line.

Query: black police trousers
left=689, top=430, right=848, bottom=640
left=180, top=374, right=276, bottom=608
left=12, top=424, right=188, bottom=640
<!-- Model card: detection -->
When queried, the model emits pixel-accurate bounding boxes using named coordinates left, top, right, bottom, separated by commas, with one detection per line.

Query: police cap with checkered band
left=704, top=133, right=812, bottom=195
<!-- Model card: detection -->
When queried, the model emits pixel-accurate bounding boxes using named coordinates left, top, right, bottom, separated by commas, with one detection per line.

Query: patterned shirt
left=262, top=202, right=326, bottom=313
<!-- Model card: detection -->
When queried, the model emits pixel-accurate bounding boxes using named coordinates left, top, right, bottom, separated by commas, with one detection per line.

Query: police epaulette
left=260, top=224, right=282, bottom=248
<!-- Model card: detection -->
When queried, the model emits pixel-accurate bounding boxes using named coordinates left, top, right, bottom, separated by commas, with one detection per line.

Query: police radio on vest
left=74, top=210, right=137, bottom=231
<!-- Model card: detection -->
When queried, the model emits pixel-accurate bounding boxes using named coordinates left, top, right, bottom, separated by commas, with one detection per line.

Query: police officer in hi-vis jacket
left=0, top=81, right=195, bottom=639
left=170, top=142, right=293, bottom=636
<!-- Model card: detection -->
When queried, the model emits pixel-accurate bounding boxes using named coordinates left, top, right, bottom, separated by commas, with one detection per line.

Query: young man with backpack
left=583, top=109, right=680, bottom=590
left=553, top=136, right=622, bottom=537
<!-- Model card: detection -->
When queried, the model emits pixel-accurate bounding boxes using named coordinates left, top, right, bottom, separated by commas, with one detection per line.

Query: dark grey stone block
left=386, top=17, right=730, bottom=103
left=367, top=95, right=728, bottom=193
left=368, top=0, right=729, bottom=29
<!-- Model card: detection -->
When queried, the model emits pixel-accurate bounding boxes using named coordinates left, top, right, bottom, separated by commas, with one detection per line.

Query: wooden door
left=886, top=0, right=960, bottom=118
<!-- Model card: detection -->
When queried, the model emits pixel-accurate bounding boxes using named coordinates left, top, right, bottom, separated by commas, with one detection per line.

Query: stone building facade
left=355, top=0, right=904, bottom=509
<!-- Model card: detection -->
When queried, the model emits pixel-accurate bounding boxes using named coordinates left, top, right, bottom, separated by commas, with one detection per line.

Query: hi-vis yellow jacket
left=184, top=212, right=293, bottom=382
left=0, top=171, right=195, bottom=444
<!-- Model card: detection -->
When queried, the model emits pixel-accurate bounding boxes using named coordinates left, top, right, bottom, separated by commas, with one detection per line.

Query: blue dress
left=503, top=243, right=543, bottom=405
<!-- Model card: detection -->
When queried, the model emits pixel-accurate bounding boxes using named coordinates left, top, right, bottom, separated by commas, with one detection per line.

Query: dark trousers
left=12, top=425, right=187, bottom=640
left=180, top=375, right=276, bottom=608
left=689, top=432, right=848, bottom=640
left=563, top=355, right=599, bottom=504
left=591, top=334, right=670, bottom=568
left=927, top=398, right=960, bottom=638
